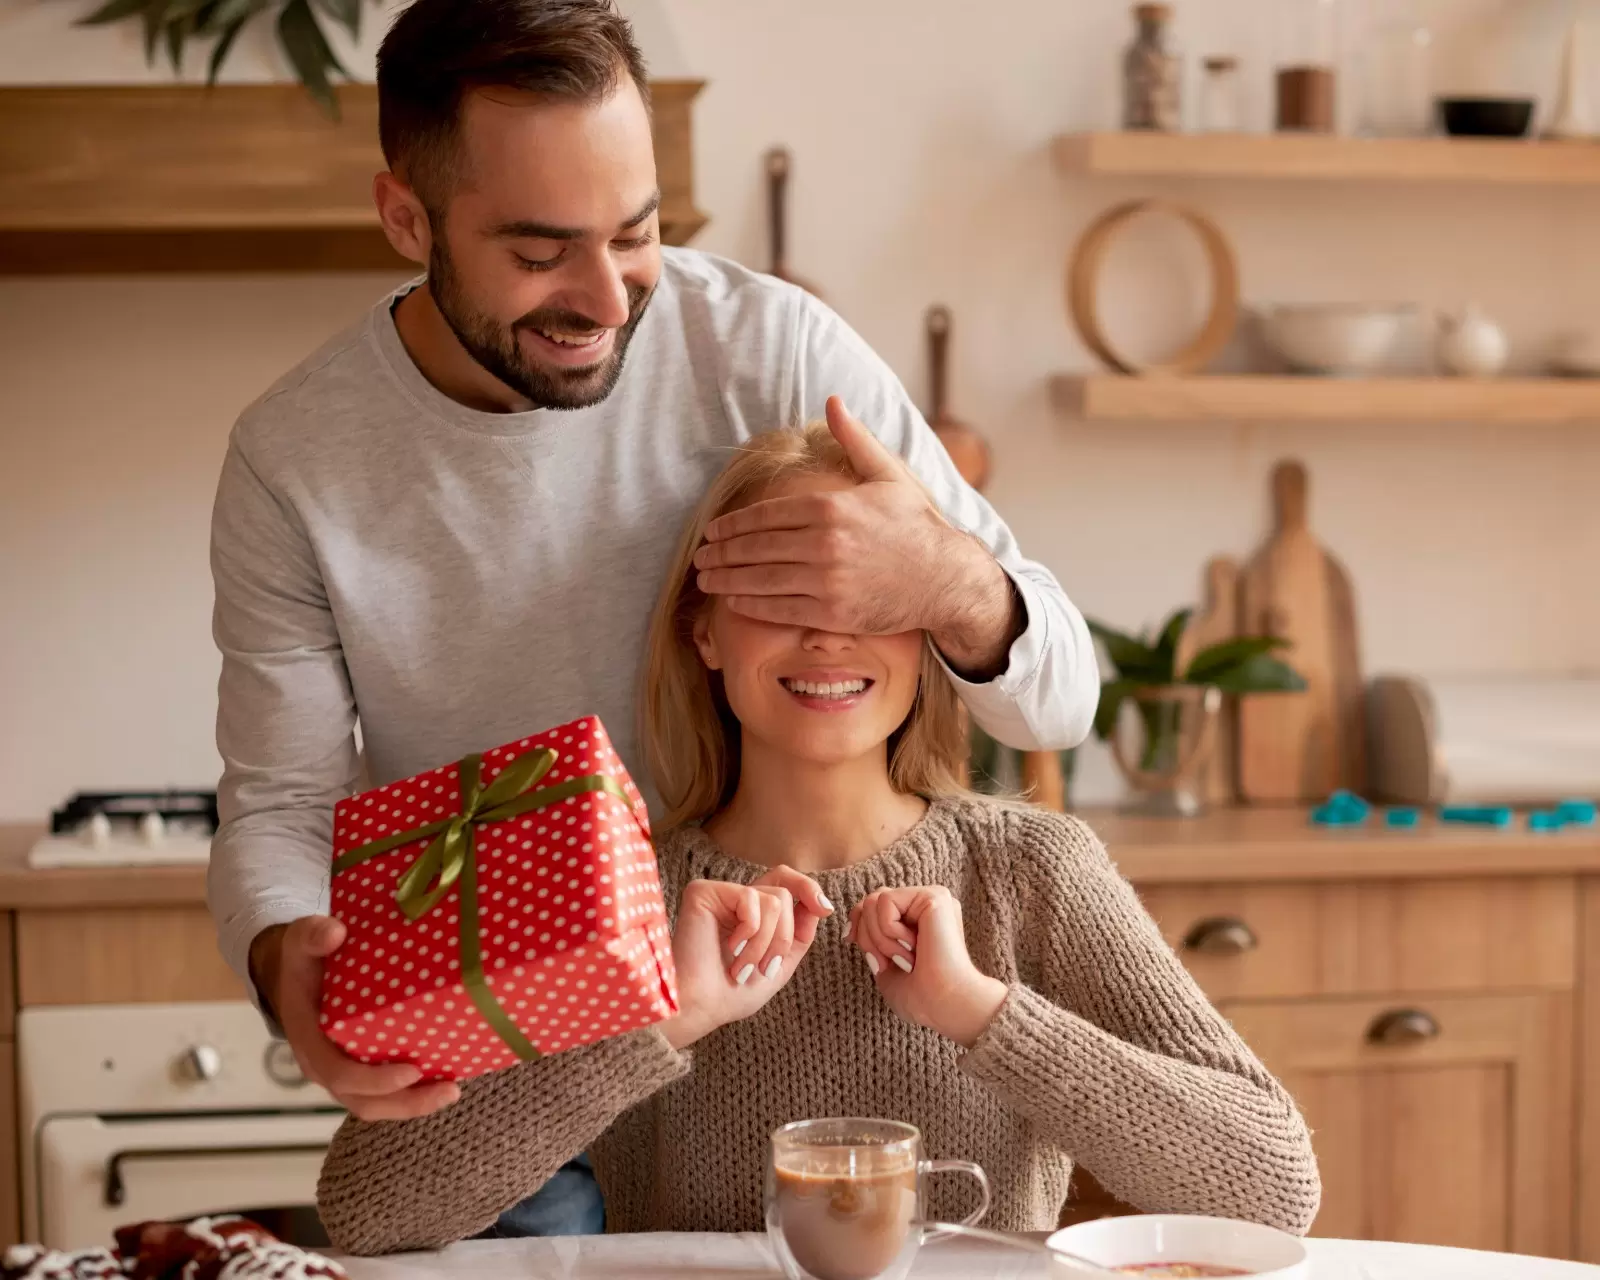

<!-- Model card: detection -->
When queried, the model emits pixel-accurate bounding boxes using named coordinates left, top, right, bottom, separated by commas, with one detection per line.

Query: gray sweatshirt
left=208, top=248, right=1097, bottom=996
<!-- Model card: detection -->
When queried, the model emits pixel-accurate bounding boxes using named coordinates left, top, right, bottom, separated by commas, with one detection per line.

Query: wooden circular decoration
left=1066, top=199, right=1239, bottom=376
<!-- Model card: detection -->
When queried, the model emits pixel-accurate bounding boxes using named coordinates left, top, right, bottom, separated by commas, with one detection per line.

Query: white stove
left=19, top=1002, right=344, bottom=1249
left=28, top=790, right=217, bottom=869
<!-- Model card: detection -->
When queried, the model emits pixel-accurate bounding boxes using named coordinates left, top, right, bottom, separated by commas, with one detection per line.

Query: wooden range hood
left=0, top=80, right=707, bottom=274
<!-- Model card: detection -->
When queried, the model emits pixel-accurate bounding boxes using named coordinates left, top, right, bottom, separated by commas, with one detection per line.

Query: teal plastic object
left=1312, top=790, right=1371, bottom=827
left=1439, top=805, right=1513, bottom=829
left=1385, top=807, right=1421, bottom=828
left=1525, top=800, right=1599, bottom=832
left=1556, top=799, right=1597, bottom=827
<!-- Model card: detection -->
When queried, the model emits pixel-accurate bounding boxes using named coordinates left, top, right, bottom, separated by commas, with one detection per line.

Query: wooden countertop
left=1081, top=805, right=1600, bottom=884
left=0, top=824, right=208, bottom=908
left=1, top=807, right=1598, bottom=909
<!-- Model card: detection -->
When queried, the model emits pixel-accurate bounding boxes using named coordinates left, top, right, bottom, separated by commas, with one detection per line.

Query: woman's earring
left=692, top=613, right=721, bottom=670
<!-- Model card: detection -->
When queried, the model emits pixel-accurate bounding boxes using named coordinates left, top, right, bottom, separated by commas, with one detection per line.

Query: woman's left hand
left=848, top=886, right=1009, bottom=1048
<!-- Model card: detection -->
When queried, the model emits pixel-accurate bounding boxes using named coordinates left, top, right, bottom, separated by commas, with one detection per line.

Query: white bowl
left=1256, top=303, right=1411, bottom=376
left=1045, top=1214, right=1310, bottom=1280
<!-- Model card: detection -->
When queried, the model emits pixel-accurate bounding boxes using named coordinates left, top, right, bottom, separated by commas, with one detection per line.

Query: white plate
left=1046, top=1215, right=1310, bottom=1280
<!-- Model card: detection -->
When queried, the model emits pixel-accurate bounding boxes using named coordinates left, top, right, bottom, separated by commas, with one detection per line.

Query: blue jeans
left=480, top=1154, right=605, bottom=1237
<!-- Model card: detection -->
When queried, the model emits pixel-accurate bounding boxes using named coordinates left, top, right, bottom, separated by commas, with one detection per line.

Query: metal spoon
left=925, top=1222, right=1125, bottom=1274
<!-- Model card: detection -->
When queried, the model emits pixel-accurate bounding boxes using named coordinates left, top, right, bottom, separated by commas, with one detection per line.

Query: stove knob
left=85, top=813, right=112, bottom=851
left=263, top=1041, right=308, bottom=1088
left=180, top=1044, right=223, bottom=1083
left=139, top=812, right=165, bottom=846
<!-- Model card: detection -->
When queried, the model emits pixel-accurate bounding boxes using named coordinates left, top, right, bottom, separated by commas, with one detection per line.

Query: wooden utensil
left=1238, top=461, right=1363, bottom=803
left=765, top=146, right=820, bottom=296
left=1175, top=556, right=1241, bottom=806
left=925, top=305, right=993, bottom=490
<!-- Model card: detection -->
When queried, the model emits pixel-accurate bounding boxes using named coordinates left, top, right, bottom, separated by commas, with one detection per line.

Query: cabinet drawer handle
left=1181, top=917, right=1258, bottom=956
left=1366, top=1008, right=1441, bottom=1047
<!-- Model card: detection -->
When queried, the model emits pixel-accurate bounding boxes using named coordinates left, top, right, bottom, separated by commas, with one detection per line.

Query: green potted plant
left=69, top=0, right=374, bottom=116
left=1089, top=609, right=1305, bottom=816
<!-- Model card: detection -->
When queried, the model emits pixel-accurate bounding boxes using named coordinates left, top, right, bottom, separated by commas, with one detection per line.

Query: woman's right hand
left=660, top=866, right=832, bottom=1049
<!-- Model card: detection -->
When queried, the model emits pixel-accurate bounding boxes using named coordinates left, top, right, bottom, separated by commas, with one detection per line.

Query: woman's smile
left=777, top=670, right=876, bottom=711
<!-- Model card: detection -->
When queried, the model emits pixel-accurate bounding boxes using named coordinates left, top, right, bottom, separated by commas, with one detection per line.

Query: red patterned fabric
left=3, top=1217, right=342, bottom=1280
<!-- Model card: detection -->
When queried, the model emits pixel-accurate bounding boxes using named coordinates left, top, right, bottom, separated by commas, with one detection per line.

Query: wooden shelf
left=1053, top=374, right=1600, bottom=424
left=0, top=82, right=708, bottom=273
left=1054, top=131, right=1600, bottom=185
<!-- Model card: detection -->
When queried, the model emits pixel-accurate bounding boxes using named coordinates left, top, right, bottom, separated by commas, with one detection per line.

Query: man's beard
left=429, top=239, right=655, bottom=411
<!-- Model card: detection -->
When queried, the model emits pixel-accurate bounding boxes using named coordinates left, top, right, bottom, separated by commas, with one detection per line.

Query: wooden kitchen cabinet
left=0, top=1042, right=15, bottom=1248
left=14, top=907, right=241, bottom=1006
left=1579, top=882, right=1600, bottom=1262
left=0, top=83, right=707, bottom=272
left=1226, top=992, right=1573, bottom=1255
left=1139, top=877, right=1577, bottom=1000
left=1129, top=875, right=1582, bottom=1255
left=1064, top=845, right=1598, bottom=1254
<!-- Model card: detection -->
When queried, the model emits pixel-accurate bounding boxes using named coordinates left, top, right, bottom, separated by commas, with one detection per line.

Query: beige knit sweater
left=317, top=799, right=1320, bottom=1254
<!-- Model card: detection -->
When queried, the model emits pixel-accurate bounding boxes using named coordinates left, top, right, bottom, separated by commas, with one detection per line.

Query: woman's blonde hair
left=642, top=422, right=971, bottom=829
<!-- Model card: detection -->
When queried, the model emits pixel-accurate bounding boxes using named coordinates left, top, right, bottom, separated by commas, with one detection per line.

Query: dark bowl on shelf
left=1436, top=96, right=1536, bottom=138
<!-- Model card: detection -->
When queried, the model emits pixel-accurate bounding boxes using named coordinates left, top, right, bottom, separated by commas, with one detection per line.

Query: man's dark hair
left=377, top=0, right=650, bottom=211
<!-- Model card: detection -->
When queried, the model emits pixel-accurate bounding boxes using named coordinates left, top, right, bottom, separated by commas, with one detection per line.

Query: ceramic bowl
left=1255, top=303, right=1411, bottom=376
left=1548, top=332, right=1600, bottom=378
left=1436, top=96, right=1536, bottom=138
left=1045, top=1214, right=1310, bottom=1280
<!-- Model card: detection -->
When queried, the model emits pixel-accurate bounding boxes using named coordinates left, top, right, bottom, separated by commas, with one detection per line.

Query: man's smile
left=522, top=324, right=616, bottom=367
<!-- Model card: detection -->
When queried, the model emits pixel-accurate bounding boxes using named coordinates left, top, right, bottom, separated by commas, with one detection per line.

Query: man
left=208, top=0, right=1097, bottom=1239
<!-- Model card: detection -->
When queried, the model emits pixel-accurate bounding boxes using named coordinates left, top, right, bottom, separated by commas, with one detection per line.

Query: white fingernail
left=843, top=922, right=853, bottom=941
left=736, top=964, right=756, bottom=985
left=764, top=956, right=783, bottom=980
left=897, top=938, right=914, bottom=952
left=892, top=953, right=913, bottom=974
left=865, top=954, right=881, bottom=975
left=818, top=892, right=835, bottom=912
left=732, top=938, right=747, bottom=958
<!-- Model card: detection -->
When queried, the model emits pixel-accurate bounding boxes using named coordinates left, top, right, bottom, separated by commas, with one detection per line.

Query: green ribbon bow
left=333, top=747, right=633, bottom=1062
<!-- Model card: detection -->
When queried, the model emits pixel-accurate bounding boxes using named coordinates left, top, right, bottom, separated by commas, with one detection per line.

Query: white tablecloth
left=337, top=1233, right=1600, bottom=1280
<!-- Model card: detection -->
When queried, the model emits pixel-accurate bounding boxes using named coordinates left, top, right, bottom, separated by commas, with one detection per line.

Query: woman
left=317, top=424, right=1320, bottom=1254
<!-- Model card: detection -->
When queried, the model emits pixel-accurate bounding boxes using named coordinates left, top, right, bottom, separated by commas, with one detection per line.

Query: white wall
left=3, top=0, right=1599, bottom=817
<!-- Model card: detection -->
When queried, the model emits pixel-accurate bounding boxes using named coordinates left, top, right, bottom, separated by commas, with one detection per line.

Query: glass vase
left=1109, top=685, right=1223, bottom=818
left=1361, top=1, right=1433, bottom=136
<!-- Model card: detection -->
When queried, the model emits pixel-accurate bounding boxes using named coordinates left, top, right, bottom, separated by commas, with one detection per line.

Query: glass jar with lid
left=1275, top=0, right=1341, bottom=132
left=1198, top=56, right=1242, bottom=132
left=1123, top=3, right=1182, bottom=132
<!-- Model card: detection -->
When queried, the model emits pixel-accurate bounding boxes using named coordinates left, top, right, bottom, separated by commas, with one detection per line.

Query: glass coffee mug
left=766, top=1118, right=991, bottom=1280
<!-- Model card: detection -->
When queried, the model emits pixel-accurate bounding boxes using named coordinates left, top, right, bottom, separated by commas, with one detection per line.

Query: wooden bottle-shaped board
left=1238, top=461, right=1362, bottom=803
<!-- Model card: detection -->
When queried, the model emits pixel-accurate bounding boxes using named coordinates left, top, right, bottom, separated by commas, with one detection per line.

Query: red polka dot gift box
left=319, top=717, right=678, bottom=1081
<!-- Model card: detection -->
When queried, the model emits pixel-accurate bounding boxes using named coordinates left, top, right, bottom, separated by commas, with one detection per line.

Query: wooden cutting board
left=1176, top=556, right=1240, bottom=806
left=1326, top=528, right=1367, bottom=794
left=1238, top=461, right=1363, bottom=803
